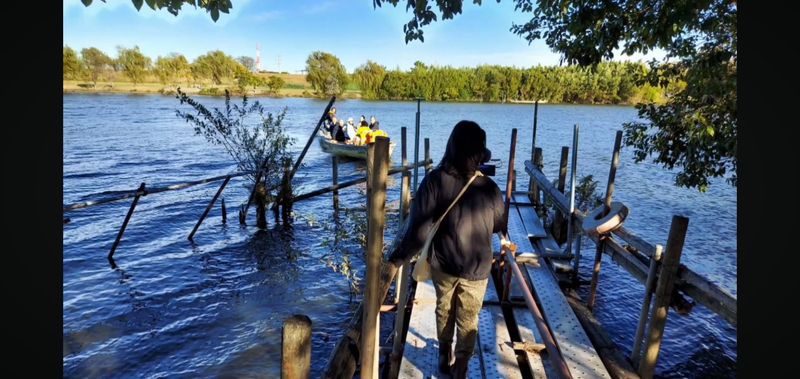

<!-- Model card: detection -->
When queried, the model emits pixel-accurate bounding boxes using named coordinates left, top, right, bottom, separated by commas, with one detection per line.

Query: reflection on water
left=64, top=94, right=735, bottom=378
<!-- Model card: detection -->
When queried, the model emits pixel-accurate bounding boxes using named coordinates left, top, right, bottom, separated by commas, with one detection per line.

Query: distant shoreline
left=63, top=81, right=644, bottom=106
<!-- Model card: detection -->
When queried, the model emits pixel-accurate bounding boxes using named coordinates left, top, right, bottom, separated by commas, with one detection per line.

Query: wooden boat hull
left=317, top=134, right=395, bottom=160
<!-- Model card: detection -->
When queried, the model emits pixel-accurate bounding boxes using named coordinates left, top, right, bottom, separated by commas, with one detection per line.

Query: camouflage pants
left=431, top=267, right=489, bottom=358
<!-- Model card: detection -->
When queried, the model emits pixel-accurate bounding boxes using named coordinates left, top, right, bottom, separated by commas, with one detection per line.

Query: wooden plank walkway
left=398, top=203, right=612, bottom=379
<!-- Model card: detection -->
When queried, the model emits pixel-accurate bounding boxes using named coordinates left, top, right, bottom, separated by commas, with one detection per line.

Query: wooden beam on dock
left=523, top=160, right=736, bottom=325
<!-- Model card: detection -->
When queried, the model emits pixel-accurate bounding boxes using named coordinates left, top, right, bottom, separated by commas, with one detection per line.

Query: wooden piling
left=529, top=147, right=543, bottom=206
left=332, top=155, right=339, bottom=209
left=281, top=159, right=292, bottom=222
left=631, top=244, right=663, bottom=364
left=395, top=127, right=411, bottom=305
left=188, top=175, right=231, bottom=241
left=639, top=217, right=689, bottom=378
left=527, top=100, right=539, bottom=200
left=221, top=197, right=227, bottom=224
left=282, top=314, right=312, bottom=379
left=362, top=137, right=390, bottom=379
left=552, top=146, right=569, bottom=244
left=501, top=129, right=518, bottom=302
left=588, top=130, right=623, bottom=310
left=424, top=138, right=432, bottom=174
left=413, top=99, right=422, bottom=193
left=108, top=182, right=146, bottom=261
left=388, top=129, right=411, bottom=378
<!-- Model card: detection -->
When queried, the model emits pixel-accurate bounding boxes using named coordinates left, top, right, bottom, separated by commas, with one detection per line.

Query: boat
left=317, top=131, right=396, bottom=160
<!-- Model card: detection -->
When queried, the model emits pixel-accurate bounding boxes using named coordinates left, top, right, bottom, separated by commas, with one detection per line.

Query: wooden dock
left=397, top=199, right=611, bottom=378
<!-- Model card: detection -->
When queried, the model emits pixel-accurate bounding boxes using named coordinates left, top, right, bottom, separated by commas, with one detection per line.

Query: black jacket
left=389, top=167, right=507, bottom=280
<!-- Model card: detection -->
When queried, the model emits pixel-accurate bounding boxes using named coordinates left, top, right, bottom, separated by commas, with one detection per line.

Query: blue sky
left=64, top=0, right=664, bottom=73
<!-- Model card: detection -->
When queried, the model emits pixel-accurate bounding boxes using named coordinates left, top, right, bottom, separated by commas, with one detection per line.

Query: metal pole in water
left=412, top=98, right=421, bottom=193
left=566, top=125, right=579, bottom=271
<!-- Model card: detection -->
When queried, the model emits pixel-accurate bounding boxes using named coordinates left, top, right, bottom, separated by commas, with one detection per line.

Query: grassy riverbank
left=63, top=72, right=365, bottom=99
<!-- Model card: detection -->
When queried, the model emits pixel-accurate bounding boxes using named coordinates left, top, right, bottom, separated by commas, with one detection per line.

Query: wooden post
left=588, top=130, right=623, bottom=310
left=281, top=159, right=293, bottom=223
left=395, top=127, right=410, bottom=304
left=527, top=100, right=539, bottom=200
left=552, top=146, right=569, bottom=244
left=282, top=314, right=312, bottom=379
left=388, top=129, right=411, bottom=378
left=412, top=99, right=422, bottom=193
left=188, top=175, right=231, bottom=241
left=332, top=155, right=339, bottom=209
left=501, top=128, right=518, bottom=302
left=639, top=217, right=689, bottom=378
left=108, top=183, right=146, bottom=261
left=530, top=148, right=543, bottom=206
left=221, top=197, right=227, bottom=224
left=557, top=146, right=569, bottom=193
left=631, top=244, right=663, bottom=364
left=255, top=182, right=268, bottom=229
left=424, top=138, right=432, bottom=174
left=362, top=137, right=390, bottom=379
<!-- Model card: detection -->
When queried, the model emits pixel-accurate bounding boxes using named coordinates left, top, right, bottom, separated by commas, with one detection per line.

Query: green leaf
left=145, top=0, right=156, bottom=10
left=81, top=0, right=93, bottom=6
left=132, top=0, right=144, bottom=10
left=706, top=126, right=715, bottom=137
left=210, top=7, right=220, bottom=21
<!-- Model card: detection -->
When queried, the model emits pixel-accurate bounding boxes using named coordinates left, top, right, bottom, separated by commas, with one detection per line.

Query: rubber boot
left=451, top=356, right=469, bottom=379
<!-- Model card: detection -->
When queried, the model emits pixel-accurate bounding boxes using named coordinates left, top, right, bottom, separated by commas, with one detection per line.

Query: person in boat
left=359, top=115, right=369, bottom=128
left=323, top=107, right=337, bottom=132
left=355, top=119, right=373, bottom=146
left=387, top=120, right=510, bottom=378
left=331, top=119, right=347, bottom=142
left=365, top=121, right=388, bottom=144
left=344, top=117, right=358, bottom=144
left=369, top=115, right=379, bottom=130
left=327, top=116, right=338, bottom=135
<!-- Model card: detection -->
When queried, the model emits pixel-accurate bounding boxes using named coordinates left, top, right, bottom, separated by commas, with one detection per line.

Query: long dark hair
left=439, top=120, right=491, bottom=178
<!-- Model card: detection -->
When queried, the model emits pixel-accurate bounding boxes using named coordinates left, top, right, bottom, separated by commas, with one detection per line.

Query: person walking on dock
left=389, top=120, right=508, bottom=378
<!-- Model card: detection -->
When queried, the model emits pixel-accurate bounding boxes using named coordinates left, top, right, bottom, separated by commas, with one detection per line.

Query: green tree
left=117, top=46, right=152, bottom=87
left=81, top=0, right=232, bottom=21
left=237, top=56, right=255, bottom=72
left=353, top=60, right=387, bottom=100
left=374, top=0, right=737, bottom=191
left=154, top=53, right=190, bottom=85
left=63, top=46, right=82, bottom=80
left=266, top=75, right=285, bottom=95
left=192, top=50, right=241, bottom=85
left=305, top=51, right=349, bottom=96
left=80, top=47, right=113, bottom=86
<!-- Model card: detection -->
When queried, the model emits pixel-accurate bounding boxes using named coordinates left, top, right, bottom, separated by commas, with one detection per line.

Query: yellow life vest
left=366, top=129, right=388, bottom=144
left=356, top=126, right=372, bottom=141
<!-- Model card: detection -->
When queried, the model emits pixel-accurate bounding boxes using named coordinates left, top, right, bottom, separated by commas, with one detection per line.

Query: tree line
left=305, top=51, right=674, bottom=105
left=63, top=46, right=285, bottom=94
left=65, top=46, right=671, bottom=105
